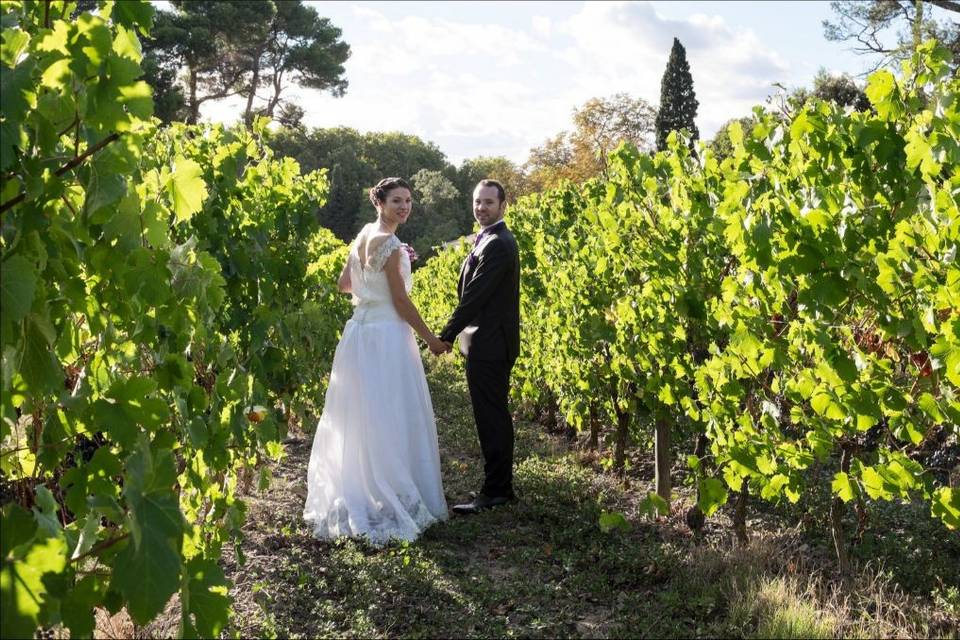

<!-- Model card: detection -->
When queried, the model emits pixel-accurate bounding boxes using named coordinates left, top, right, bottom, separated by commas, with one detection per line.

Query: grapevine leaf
left=810, top=389, right=844, bottom=420
left=884, top=460, right=917, bottom=493
left=118, top=80, right=153, bottom=120
left=111, top=0, right=156, bottom=34
left=0, top=255, right=36, bottom=326
left=36, top=16, right=68, bottom=50
left=755, top=454, right=776, bottom=475
left=41, top=56, right=74, bottom=91
left=783, top=483, right=802, bottom=504
left=100, top=190, right=139, bottom=249
left=807, top=273, right=846, bottom=308
left=865, top=70, right=898, bottom=119
left=944, top=346, right=960, bottom=388
left=112, top=25, right=143, bottom=62
left=643, top=492, right=670, bottom=518
left=75, top=16, right=113, bottom=70
left=155, top=355, right=192, bottom=390
left=19, top=314, right=61, bottom=393
left=917, top=392, right=944, bottom=423
left=32, top=486, right=61, bottom=538
left=60, top=575, right=103, bottom=638
left=860, top=466, right=892, bottom=501
left=831, top=472, right=856, bottom=502
left=110, top=527, right=180, bottom=624
left=93, top=399, right=137, bottom=450
left=167, top=158, right=208, bottom=222
left=0, top=119, right=25, bottom=171
left=598, top=510, right=631, bottom=533
left=697, top=478, right=728, bottom=517
left=828, top=350, right=858, bottom=383
left=88, top=79, right=129, bottom=131
left=111, top=486, right=183, bottom=624
left=0, top=536, right=67, bottom=639
left=142, top=200, right=170, bottom=249
left=0, top=59, right=36, bottom=121
left=760, top=474, right=789, bottom=500
left=904, top=128, right=934, bottom=174
left=0, top=29, right=29, bottom=67
left=86, top=170, right=128, bottom=223
left=106, top=376, right=170, bottom=431
left=1, top=504, right=36, bottom=558
left=185, top=558, right=231, bottom=638
left=931, top=487, right=959, bottom=530
left=70, top=512, right=100, bottom=561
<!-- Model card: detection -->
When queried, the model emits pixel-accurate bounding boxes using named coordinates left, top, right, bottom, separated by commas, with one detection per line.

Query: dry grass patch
left=673, top=533, right=952, bottom=639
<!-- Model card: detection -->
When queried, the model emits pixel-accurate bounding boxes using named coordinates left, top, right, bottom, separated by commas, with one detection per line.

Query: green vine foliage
left=420, top=42, right=958, bottom=528
left=509, top=183, right=637, bottom=456
left=694, top=41, right=959, bottom=524
left=0, top=1, right=349, bottom=637
left=411, top=235, right=470, bottom=334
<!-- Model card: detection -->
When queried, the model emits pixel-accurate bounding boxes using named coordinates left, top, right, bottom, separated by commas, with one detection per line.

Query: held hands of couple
left=427, top=337, right=452, bottom=356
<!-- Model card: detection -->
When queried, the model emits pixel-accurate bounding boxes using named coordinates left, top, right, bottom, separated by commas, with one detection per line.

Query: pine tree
left=655, top=38, right=700, bottom=151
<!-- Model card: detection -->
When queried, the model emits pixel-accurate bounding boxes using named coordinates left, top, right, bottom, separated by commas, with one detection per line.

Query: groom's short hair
left=476, top=179, right=506, bottom=204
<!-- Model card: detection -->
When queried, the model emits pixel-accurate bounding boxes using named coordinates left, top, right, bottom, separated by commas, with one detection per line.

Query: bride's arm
left=384, top=251, right=446, bottom=352
left=337, top=256, right=351, bottom=293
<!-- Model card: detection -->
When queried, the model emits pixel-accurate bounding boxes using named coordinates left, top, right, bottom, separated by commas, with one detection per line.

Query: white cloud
left=351, top=5, right=546, bottom=69
left=532, top=15, right=552, bottom=38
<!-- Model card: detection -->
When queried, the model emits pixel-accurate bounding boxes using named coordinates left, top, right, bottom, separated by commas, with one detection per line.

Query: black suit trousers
left=465, top=357, right=514, bottom=498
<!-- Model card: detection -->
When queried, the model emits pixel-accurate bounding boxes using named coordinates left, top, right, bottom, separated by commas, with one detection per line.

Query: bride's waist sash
left=349, top=301, right=402, bottom=325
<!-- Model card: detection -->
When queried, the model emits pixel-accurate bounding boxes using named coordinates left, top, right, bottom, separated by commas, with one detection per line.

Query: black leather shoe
left=452, top=492, right=516, bottom=515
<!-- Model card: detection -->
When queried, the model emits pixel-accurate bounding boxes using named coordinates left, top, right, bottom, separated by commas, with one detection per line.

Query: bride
left=303, top=177, right=450, bottom=544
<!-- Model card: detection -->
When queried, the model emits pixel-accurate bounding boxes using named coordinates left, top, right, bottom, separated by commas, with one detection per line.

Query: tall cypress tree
left=655, top=38, right=700, bottom=151
left=320, top=164, right=356, bottom=242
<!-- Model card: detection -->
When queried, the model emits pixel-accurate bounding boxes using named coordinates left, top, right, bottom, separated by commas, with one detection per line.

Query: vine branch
left=0, top=133, right=120, bottom=215
left=68, top=533, right=130, bottom=565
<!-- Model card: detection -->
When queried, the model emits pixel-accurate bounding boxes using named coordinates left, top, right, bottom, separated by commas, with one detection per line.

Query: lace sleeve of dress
left=367, top=235, right=402, bottom=272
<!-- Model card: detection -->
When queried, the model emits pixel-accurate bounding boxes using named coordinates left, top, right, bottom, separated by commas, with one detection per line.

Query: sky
left=200, top=1, right=895, bottom=165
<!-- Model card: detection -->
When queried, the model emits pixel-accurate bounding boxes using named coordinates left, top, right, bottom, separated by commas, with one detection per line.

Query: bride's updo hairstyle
left=369, top=177, right=412, bottom=207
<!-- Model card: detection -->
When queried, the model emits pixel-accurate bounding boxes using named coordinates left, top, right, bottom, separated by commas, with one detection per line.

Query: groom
left=433, top=179, right=521, bottom=515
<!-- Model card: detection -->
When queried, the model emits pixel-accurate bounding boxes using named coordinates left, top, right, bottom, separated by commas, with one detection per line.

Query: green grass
left=203, top=355, right=958, bottom=639
left=727, top=575, right=837, bottom=639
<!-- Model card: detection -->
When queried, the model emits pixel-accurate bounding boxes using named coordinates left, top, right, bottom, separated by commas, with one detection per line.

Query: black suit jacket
left=440, top=222, right=520, bottom=363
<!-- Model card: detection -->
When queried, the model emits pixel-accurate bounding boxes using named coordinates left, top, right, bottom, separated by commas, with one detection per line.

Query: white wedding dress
left=303, top=225, right=448, bottom=544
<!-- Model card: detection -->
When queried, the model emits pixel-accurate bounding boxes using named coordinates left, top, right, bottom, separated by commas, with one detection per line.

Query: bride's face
left=377, top=188, right=413, bottom=226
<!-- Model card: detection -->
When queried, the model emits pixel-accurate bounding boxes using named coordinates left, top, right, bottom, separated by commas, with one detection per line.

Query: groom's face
left=473, top=185, right=506, bottom=228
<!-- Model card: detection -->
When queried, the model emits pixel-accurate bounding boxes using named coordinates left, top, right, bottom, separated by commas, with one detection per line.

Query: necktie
left=468, top=230, right=486, bottom=269
left=474, top=222, right=501, bottom=246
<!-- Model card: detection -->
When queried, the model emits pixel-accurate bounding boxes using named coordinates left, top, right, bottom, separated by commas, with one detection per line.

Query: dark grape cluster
left=914, top=425, right=960, bottom=484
